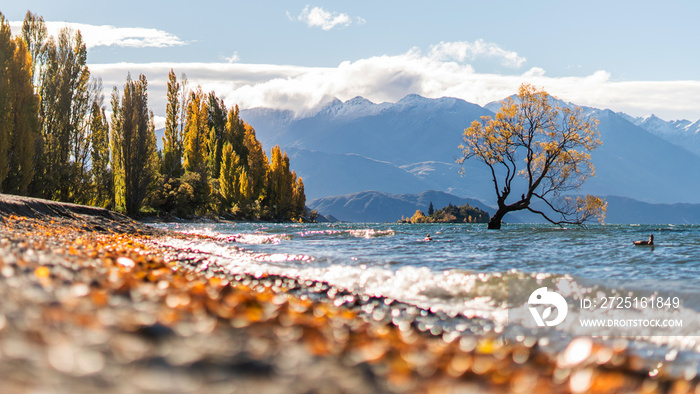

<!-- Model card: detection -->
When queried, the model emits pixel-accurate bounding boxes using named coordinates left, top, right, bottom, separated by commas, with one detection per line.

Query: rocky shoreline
left=0, top=194, right=697, bottom=393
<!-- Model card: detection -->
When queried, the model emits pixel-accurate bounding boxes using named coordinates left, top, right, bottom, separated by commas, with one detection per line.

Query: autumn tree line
left=0, top=12, right=306, bottom=220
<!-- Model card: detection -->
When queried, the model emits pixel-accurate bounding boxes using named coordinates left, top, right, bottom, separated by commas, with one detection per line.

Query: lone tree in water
left=459, top=83, right=607, bottom=229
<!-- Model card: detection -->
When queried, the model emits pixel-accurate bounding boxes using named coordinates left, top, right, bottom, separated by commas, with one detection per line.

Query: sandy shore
left=0, top=194, right=696, bottom=393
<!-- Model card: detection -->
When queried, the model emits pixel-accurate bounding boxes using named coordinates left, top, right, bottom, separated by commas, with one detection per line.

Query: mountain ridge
left=309, top=190, right=700, bottom=224
left=241, top=93, right=700, bottom=209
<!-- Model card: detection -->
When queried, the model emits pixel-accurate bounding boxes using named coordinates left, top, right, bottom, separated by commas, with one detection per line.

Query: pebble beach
left=0, top=194, right=697, bottom=393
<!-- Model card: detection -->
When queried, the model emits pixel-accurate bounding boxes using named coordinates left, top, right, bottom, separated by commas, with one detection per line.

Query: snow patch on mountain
left=306, top=96, right=392, bottom=120
left=621, top=114, right=700, bottom=157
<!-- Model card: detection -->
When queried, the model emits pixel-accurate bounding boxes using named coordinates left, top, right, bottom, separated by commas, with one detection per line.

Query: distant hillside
left=285, top=149, right=429, bottom=200
left=308, top=190, right=503, bottom=223
left=603, top=196, right=700, bottom=224
left=309, top=191, right=700, bottom=224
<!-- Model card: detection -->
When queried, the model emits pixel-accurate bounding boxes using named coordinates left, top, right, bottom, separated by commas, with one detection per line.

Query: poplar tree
left=0, top=15, right=14, bottom=189
left=39, top=27, right=91, bottom=201
left=111, top=74, right=157, bottom=214
left=219, top=142, right=239, bottom=206
left=267, top=145, right=295, bottom=220
left=292, top=175, right=306, bottom=220
left=207, top=92, right=226, bottom=179
left=242, top=122, right=268, bottom=202
left=89, top=94, right=112, bottom=208
left=183, top=88, right=209, bottom=175
left=19, top=12, right=48, bottom=198
left=239, top=168, right=254, bottom=206
left=4, top=38, right=39, bottom=195
left=0, top=14, right=40, bottom=195
left=225, top=105, right=247, bottom=163
left=21, top=11, right=47, bottom=90
left=162, top=69, right=182, bottom=177
left=110, top=86, right=125, bottom=211
left=178, top=73, right=189, bottom=155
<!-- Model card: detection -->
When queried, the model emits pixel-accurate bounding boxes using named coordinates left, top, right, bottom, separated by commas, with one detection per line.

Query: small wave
left=175, top=228, right=290, bottom=245
left=150, top=235, right=568, bottom=328
left=298, top=230, right=344, bottom=238
left=233, top=233, right=291, bottom=244
left=296, top=228, right=395, bottom=239
left=181, top=227, right=395, bottom=243
left=347, top=229, right=396, bottom=238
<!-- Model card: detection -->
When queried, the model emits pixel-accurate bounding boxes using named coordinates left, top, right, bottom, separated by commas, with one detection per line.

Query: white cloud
left=88, top=43, right=700, bottom=122
left=225, top=52, right=240, bottom=63
left=429, top=40, right=526, bottom=68
left=9, top=21, right=187, bottom=49
left=295, top=6, right=354, bottom=30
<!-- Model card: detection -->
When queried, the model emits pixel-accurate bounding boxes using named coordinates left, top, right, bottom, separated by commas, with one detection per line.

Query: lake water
left=151, top=222, right=700, bottom=374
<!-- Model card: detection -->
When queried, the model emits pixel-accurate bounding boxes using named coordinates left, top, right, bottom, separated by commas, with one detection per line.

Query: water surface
left=151, top=222, right=700, bottom=370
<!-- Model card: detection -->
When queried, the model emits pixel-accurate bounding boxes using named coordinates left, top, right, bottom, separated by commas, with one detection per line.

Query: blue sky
left=4, top=1, right=700, bottom=125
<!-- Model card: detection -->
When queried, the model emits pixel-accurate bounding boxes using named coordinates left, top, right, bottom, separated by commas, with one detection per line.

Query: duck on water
left=634, top=234, right=654, bottom=246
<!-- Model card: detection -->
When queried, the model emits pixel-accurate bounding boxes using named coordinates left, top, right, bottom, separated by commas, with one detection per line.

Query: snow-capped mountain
left=619, top=114, right=700, bottom=157
left=312, top=96, right=392, bottom=120
left=241, top=95, right=700, bottom=211
left=243, top=95, right=492, bottom=167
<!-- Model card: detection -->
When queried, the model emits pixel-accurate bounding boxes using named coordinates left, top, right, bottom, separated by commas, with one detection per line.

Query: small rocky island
left=400, top=203, right=490, bottom=224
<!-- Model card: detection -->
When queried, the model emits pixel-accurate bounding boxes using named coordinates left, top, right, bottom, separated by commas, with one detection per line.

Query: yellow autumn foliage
left=459, top=83, right=606, bottom=227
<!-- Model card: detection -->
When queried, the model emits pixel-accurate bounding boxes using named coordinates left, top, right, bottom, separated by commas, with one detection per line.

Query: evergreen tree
left=428, top=201, right=434, bottom=216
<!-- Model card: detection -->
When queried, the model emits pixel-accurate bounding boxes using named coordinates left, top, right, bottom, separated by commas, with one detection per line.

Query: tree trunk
left=487, top=208, right=507, bottom=229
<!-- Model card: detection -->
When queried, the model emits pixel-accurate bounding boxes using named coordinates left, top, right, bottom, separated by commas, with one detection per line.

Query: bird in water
left=633, top=234, right=654, bottom=246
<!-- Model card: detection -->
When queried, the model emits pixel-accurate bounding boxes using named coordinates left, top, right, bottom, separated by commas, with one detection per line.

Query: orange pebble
left=34, top=266, right=50, bottom=278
